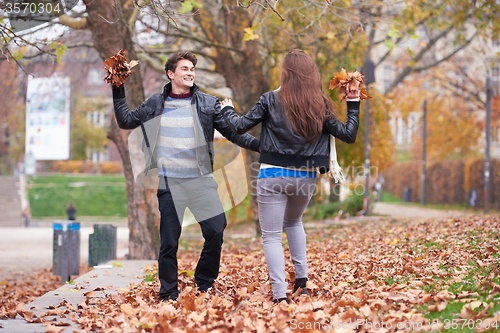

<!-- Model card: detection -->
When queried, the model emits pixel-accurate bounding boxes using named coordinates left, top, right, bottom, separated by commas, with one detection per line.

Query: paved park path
left=372, top=202, right=469, bottom=219
left=0, top=260, right=156, bottom=332
left=0, top=226, right=130, bottom=282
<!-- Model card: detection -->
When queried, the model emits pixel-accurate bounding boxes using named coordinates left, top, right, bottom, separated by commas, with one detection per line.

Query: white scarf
left=327, top=135, right=345, bottom=183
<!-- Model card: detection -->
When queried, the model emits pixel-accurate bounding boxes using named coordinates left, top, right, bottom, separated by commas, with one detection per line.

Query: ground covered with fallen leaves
left=2, top=215, right=500, bottom=332
left=1, top=267, right=62, bottom=331
left=0, top=268, right=61, bottom=314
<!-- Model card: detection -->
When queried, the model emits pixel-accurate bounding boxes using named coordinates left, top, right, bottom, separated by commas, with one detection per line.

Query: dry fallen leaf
left=120, top=303, right=135, bottom=316
left=44, top=324, right=66, bottom=333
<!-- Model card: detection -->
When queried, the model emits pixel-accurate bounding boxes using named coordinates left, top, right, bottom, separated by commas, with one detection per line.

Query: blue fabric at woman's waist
left=257, top=167, right=317, bottom=179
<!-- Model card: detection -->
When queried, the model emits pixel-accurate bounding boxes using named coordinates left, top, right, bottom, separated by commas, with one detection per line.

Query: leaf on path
left=41, top=308, right=68, bottom=317
left=120, top=303, right=135, bottom=316
left=306, top=280, right=319, bottom=292
left=44, top=324, right=66, bottom=333
left=16, top=303, right=35, bottom=322
left=113, top=260, right=124, bottom=267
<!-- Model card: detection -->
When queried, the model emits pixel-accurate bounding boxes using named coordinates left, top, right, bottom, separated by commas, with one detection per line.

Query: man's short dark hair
left=165, top=51, right=198, bottom=79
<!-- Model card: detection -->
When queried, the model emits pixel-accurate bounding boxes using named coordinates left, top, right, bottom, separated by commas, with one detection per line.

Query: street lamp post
left=485, top=77, right=491, bottom=213
left=421, top=100, right=427, bottom=206
left=362, top=52, right=375, bottom=216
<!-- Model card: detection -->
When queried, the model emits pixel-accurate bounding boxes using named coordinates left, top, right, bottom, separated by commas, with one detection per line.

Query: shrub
left=343, top=192, right=365, bottom=216
left=384, top=158, right=500, bottom=209
left=306, top=202, right=342, bottom=220
left=51, top=161, right=122, bottom=175
left=99, top=162, right=122, bottom=174
left=305, top=191, right=369, bottom=221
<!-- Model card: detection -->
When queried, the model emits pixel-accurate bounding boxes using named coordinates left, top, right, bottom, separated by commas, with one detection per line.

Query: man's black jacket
left=112, top=83, right=259, bottom=176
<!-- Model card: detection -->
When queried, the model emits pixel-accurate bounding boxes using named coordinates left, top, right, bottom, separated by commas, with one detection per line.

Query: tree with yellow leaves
left=388, top=69, right=482, bottom=164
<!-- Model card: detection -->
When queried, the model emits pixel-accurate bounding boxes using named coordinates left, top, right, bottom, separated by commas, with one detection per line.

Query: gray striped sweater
left=157, top=95, right=204, bottom=178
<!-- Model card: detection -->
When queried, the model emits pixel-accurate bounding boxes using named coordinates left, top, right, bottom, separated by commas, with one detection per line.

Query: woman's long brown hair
left=278, top=50, right=336, bottom=143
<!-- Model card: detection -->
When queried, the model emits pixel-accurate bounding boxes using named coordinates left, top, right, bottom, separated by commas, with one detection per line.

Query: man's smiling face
left=168, top=59, right=195, bottom=93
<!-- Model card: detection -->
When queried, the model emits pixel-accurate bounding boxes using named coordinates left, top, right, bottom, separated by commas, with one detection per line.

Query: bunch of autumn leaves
left=103, top=49, right=139, bottom=87
left=103, top=49, right=371, bottom=101
left=329, top=68, right=372, bottom=101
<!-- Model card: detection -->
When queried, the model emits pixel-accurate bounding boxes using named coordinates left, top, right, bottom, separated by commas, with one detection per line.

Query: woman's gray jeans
left=257, top=177, right=317, bottom=299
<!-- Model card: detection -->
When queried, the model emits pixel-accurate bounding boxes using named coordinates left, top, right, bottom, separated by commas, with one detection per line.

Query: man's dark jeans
left=157, top=176, right=226, bottom=300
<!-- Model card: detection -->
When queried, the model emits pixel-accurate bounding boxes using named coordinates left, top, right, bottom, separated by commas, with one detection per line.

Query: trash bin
left=53, top=221, right=80, bottom=282
left=403, top=187, right=412, bottom=203
left=88, top=224, right=117, bottom=267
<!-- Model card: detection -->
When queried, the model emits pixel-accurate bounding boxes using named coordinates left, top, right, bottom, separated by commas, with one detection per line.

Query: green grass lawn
left=27, top=174, right=254, bottom=222
left=382, top=191, right=404, bottom=203
left=27, top=174, right=128, bottom=218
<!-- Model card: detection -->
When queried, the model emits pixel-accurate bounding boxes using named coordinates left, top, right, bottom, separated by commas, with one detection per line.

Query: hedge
left=384, top=159, right=500, bottom=209
left=52, top=161, right=123, bottom=174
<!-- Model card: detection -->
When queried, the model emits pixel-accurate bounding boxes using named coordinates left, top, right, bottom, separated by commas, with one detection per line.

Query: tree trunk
left=84, top=0, right=160, bottom=259
left=329, top=179, right=341, bottom=203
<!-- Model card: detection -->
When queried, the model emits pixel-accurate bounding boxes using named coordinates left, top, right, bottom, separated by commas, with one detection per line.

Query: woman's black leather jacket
left=221, top=91, right=360, bottom=173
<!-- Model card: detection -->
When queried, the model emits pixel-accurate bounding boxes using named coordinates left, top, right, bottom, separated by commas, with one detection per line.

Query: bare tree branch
left=58, top=14, right=89, bottom=29
left=0, top=49, right=30, bottom=75
left=0, top=24, right=51, bottom=58
left=375, top=37, right=402, bottom=67
left=264, top=0, right=284, bottom=21
left=134, top=49, right=164, bottom=73
left=0, top=41, right=95, bottom=62
left=386, top=23, right=457, bottom=93
left=129, top=0, right=151, bottom=31
left=140, top=20, right=245, bottom=53
left=413, top=31, right=479, bottom=72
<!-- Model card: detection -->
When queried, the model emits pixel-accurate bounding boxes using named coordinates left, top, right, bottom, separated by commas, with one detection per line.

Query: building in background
left=372, top=24, right=500, bottom=157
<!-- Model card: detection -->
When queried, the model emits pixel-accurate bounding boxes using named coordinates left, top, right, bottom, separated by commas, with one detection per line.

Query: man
left=112, top=51, right=259, bottom=301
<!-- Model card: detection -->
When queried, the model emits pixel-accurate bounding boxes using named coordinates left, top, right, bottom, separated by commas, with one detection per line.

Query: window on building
left=492, top=67, right=499, bottom=96
left=88, top=68, right=102, bottom=85
left=383, top=66, right=392, bottom=93
left=90, top=150, right=100, bottom=163
left=492, top=127, right=499, bottom=143
left=87, top=111, right=105, bottom=126
left=89, top=149, right=109, bottom=163
left=94, top=111, right=100, bottom=125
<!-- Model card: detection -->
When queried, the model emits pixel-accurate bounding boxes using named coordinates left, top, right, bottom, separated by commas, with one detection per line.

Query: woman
left=220, top=50, right=360, bottom=303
